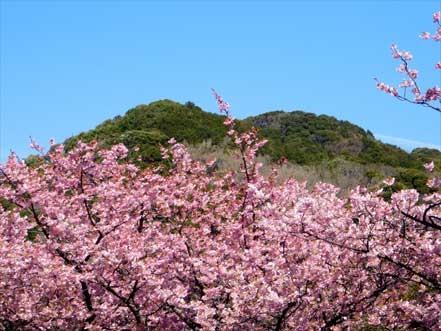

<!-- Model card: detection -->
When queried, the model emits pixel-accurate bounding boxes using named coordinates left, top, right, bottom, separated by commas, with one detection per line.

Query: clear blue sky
left=1, top=0, right=440, bottom=162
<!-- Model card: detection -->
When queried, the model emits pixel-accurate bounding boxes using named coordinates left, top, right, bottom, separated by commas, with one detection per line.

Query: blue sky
left=1, top=0, right=440, bottom=162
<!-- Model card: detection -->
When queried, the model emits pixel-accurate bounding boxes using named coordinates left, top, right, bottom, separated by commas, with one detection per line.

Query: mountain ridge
left=59, top=99, right=440, bottom=192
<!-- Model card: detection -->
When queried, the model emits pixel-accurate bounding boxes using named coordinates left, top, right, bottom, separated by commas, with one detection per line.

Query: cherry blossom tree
left=1, top=12, right=441, bottom=331
left=368, top=10, right=441, bottom=329
left=2, top=90, right=440, bottom=330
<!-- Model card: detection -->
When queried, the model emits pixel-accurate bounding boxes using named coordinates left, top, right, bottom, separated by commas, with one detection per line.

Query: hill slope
left=64, top=100, right=227, bottom=162
left=62, top=100, right=441, bottom=191
left=240, top=111, right=426, bottom=168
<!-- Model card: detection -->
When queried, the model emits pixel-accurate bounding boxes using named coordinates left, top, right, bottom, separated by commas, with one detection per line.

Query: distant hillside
left=62, top=100, right=441, bottom=192
left=64, top=100, right=227, bottom=162
left=240, top=111, right=426, bottom=168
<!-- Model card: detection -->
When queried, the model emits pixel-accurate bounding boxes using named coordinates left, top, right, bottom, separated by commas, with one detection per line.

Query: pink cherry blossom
left=425, top=85, right=441, bottom=100
left=399, top=79, right=414, bottom=88
left=420, top=31, right=430, bottom=39
left=383, top=177, right=395, bottom=186
left=377, top=11, right=441, bottom=113
left=408, top=69, right=418, bottom=79
left=29, top=137, right=45, bottom=153
left=401, top=51, right=413, bottom=60
left=424, top=161, right=435, bottom=172
left=206, top=158, right=217, bottom=167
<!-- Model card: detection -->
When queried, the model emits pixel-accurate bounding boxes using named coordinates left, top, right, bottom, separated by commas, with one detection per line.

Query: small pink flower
left=427, top=177, right=441, bottom=188
left=224, top=116, right=234, bottom=126
left=399, top=79, right=414, bottom=88
left=376, top=82, right=399, bottom=97
left=383, top=177, right=395, bottom=186
left=206, top=158, right=217, bottom=167
left=401, top=51, right=413, bottom=60
left=408, top=69, right=418, bottom=79
left=425, top=86, right=441, bottom=100
left=411, top=87, right=421, bottom=95
left=396, top=64, right=406, bottom=73
left=29, top=138, right=44, bottom=153
left=168, top=137, right=177, bottom=144
left=432, top=34, right=441, bottom=42
left=212, top=89, right=230, bottom=113
left=374, top=188, right=384, bottom=196
left=436, top=62, right=441, bottom=70
left=424, top=161, right=435, bottom=172
left=433, top=11, right=440, bottom=23
left=420, top=32, right=430, bottom=40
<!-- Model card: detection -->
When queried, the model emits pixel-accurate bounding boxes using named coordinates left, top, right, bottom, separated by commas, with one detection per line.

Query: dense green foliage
left=241, top=111, right=426, bottom=168
left=64, top=100, right=227, bottom=164
left=63, top=100, right=440, bottom=188
left=410, top=147, right=441, bottom=164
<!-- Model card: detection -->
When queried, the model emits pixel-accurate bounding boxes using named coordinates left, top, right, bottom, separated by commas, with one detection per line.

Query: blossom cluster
left=1, top=92, right=440, bottom=331
left=376, top=12, right=441, bottom=112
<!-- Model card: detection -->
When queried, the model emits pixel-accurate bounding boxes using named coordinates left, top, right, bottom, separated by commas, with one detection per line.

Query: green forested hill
left=62, top=100, right=441, bottom=192
left=240, top=111, right=423, bottom=168
left=64, top=100, right=227, bottom=162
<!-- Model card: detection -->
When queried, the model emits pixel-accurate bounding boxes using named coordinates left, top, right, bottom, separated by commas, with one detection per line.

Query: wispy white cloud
left=374, top=134, right=441, bottom=151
